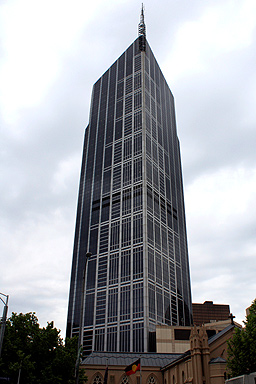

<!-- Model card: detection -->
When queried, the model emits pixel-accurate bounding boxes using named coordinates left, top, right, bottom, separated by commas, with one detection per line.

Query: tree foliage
left=0, top=312, right=86, bottom=384
left=227, top=299, right=256, bottom=377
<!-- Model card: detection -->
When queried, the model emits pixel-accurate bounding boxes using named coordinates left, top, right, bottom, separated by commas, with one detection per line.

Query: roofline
left=161, top=350, right=191, bottom=371
left=82, top=351, right=183, bottom=367
left=208, top=324, right=236, bottom=345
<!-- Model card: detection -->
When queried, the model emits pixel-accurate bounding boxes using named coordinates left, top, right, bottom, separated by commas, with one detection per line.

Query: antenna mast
left=138, top=4, right=146, bottom=51
left=138, top=3, right=146, bottom=38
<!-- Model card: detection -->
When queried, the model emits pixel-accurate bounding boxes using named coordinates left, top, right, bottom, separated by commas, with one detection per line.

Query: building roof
left=210, top=357, right=227, bottom=364
left=82, top=351, right=183, bottom=368
left=208, top=324, right=235, bottom=344
left=161, top=350, right=191, bottom=371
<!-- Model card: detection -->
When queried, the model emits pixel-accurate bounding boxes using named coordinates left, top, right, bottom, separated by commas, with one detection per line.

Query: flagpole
left=140, top=355, right=142, bottom=384
left=103, top=358, right=108, bottom=384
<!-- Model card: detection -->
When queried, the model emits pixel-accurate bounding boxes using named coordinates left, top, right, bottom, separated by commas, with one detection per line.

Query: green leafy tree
left=0, top=312, right=86, bottom=384
left=227, top=299, right=256, bottom=377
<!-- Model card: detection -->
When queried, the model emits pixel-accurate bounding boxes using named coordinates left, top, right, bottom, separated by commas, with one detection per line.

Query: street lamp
left=75, top=252, right=91, bottom=384
left=0, top=292, right=9, bottom=358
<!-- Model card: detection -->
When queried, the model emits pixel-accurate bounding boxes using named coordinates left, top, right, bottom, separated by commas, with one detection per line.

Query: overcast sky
left=1, top=0, right=256, bottom=335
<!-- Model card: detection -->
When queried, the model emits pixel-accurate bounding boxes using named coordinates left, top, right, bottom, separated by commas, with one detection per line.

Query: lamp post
left=75, top=252, right=91, bottom=384
left=0, top=292, right=9, bottom=358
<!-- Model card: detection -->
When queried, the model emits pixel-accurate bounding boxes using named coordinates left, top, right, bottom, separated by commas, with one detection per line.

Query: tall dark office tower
left=67, top=8, right=192, bottom=354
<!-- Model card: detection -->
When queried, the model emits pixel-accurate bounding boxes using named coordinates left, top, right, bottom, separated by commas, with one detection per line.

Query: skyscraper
left=67, top=7, right=192, bottom=354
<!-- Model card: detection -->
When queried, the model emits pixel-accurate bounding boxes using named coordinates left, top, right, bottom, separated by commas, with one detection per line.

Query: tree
left=227, top=298, right=256, bottom=377
left=0, top=312, right=86, bottom=384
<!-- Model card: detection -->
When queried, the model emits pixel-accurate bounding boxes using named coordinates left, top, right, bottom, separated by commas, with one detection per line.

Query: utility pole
left=0, top=292, right=9, bottom=358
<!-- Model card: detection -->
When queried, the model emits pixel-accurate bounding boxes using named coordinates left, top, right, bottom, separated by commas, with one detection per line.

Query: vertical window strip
left=122, top=188, right=131, bottom=215
left=109, top=252, right=119, bottom=285
left=120, top=324, right=130, bottom=351
left=95, top=328, right=105, bottom=351
left=134, top=110, right=142, bottom=132
left=120, top=285, right=131, bottom=321
left=133, top=283, right=143, bottom=318
left=133, top=214, right=143, bottom=244
left=96, top=290, right=106, bottom=325
left=134, top=158, right=142, bottom=183
left=111, top=193, right=120, bottom=219
left=133, top=246, right=143, bottom=279
left=133, top=322, right=144, bottom=352
left=134, top=54, right=141, bottom=72
left=99, top=225, right=108, bottom=254
left=123, top=161, right=132, bottom=187
left=134, top=91, right=142, bottom=110
left=148, top=284, right=156, bottom=320
left=156, top=287, right=163, bottom=323
left=124, top=114, right=132, bottom=136
left=110, top=221, right=120, bottom=250
left=107, top=326, right=117, bottom=351
left=108, top=288, right=118, bottom=323
left=134, top=133, right=142, bottom=157
left=133, top=184, right=143, bottom=212
left=113, top=165, right=122, bottom=190
left=124, top=137, right=132, bottom=160
left=121, top=249, right=131, bottom=282
left=98, top=256, right=108, bottom=288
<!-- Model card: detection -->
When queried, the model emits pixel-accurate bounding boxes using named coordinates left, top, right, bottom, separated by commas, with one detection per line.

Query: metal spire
left=138, top=3, right=146, bottom=38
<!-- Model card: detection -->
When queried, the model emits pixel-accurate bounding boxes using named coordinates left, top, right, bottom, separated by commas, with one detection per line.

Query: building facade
left=156, top=318, right=241, bottom=354
left=67, top=9, right=192, bottom=354
left=81, top=324, right=237, bottom=384
left=192, top=301, right=231, bottom=326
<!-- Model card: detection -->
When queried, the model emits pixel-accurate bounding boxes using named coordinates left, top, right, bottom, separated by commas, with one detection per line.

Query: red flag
left=125, top=359, right=141, bottom=376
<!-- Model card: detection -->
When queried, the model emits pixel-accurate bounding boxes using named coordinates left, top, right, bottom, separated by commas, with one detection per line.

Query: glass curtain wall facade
left=67, top=35, right=192, bottom=354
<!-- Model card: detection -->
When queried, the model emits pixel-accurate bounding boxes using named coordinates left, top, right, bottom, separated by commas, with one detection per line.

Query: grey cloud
left=1, top=0, right=256, bottom=333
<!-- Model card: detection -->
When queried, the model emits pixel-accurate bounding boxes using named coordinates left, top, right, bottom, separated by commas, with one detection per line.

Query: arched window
left=147, top=374, right=157, bottom=384
left=120, top=375, right=129, bottom=384
left=172, top=375, right=175, bottom=384
left=92, top=374, right=103, bottom=384
left=182, top=371, right=185, bottom=383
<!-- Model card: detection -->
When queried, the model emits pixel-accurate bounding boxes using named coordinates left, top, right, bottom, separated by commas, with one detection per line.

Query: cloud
left=1, top=0, right=256, bottom=334
left=186, top=166, right=256, bottom=322
left=173, top=38, right=256, bottom=182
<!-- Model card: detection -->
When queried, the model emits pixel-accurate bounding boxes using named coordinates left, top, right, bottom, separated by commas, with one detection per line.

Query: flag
left=125, top=359, right=141, bottom=376
left=103, top=366, right=108, bottom=384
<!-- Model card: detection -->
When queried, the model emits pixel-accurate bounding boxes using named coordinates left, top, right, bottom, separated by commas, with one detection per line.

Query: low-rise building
left=81, top=323, right=239, bottom=384
left=156, top=319, right=241, bottom=354
left=192, top=301, right=231, bottom=326
left=225, top=372, right=256, bottom=384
